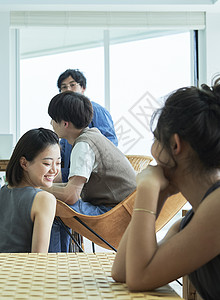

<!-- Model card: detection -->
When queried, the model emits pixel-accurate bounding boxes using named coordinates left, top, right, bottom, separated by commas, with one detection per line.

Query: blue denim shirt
left=60, top=101, right=118, bottom=182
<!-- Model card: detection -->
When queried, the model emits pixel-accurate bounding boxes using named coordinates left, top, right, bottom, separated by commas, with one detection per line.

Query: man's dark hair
left=57, top=69, right=87, bottom=91
left=48, top=91, right=93, bottom=129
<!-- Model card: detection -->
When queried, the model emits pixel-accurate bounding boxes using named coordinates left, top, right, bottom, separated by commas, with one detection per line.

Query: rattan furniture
left=56, top=155, right=153, bottom=251
left=0, top=252, right=182, bottom=299
left=126, top=154, right=153, bottom=173
left=56, top=154, right=186, bottom=251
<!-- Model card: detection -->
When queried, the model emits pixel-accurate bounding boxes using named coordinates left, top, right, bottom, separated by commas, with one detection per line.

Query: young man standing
left=46, top=91, right=136, bottom=252
left=57, top=69, right=118, bottom=183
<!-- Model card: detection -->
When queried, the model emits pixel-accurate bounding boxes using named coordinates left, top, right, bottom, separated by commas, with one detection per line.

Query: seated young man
left=45, top=91, right=136, bottom=252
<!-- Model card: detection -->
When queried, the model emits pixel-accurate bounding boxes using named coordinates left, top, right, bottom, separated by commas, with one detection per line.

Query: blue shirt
left=60, top=101, right=118, bottom=182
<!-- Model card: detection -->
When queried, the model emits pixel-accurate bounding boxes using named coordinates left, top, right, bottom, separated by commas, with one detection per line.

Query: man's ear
left=171, top=133, right=181, bottom=155
left=20, top=156, right=28, bottom=171
left=63, top=121, right=69, bottom=128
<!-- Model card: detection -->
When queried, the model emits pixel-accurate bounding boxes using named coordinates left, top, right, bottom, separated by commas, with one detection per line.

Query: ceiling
left=0, top=0, right=220, bottom=12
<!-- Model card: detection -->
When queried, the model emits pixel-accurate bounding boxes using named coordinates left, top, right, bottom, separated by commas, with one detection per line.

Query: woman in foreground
left=112, top=78, right=220, bottom=299
left=0, top=128, right=61, bottom=253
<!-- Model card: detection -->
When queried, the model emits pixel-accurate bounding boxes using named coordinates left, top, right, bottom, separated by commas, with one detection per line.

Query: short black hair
left=6, top=128, right=59, bottom=186
left=57, top=69, right=87, bottom=92
left=48, top=91, right=93, bottom=129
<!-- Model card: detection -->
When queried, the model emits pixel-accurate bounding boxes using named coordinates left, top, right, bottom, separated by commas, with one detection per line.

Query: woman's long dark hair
left=6, top=128, right=59, bottom=186
left=151, top=77, right=220, bottom=171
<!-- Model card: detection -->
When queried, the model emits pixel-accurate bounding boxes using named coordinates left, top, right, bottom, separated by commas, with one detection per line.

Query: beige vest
left=74, top=128, right=136, bottom=207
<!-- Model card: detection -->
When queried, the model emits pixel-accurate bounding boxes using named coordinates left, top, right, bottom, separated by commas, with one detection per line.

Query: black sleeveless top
left=180, top=181, right=220, bottom=300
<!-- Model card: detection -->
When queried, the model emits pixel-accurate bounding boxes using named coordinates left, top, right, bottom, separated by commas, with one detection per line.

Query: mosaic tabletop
left=0, top=252, right=182, bottom=299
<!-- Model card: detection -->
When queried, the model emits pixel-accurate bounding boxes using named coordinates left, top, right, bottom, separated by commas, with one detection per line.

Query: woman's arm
left=113, top=165, right=220, bottom=292
left=112, top=166, right=178, bottom=283
left=158, top=218, right=182, bottom=246
left=112, top=218, right=182, bottom=283
left=111, top=223, right=130, bottom=283
left=30, top=191, right=56, bottom=253
left=125, top=168, right=220, bottom=291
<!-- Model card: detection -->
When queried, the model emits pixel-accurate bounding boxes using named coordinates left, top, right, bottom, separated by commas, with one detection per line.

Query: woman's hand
left=136, top=165, right=169, bottom=192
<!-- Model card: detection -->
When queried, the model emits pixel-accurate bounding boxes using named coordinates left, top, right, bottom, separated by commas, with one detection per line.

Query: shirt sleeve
left=90, top=102, right=118, bottom=146
left=69, top=142, right=95, bottom=182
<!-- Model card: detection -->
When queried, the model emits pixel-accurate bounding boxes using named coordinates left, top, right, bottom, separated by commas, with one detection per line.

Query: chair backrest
left=56, top=190, right=186, bottom=250
left=126, top=155, right=153, bottom=173
left=56, top=154, right=186, bottom=250
left=56, top=190, right=137, bottom=250
left=56, top=155, right=153, bottom=250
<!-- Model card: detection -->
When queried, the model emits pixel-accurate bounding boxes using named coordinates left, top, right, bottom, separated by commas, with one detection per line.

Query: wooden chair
left=56, top=190, right=136, bottom=251
left=125, top=154, right=153, bottom=173
left=56, top=155, right=153, bottom=251
left=56, top=154, right=187, bottom=251
left=56, top=190, right=186, bottom=251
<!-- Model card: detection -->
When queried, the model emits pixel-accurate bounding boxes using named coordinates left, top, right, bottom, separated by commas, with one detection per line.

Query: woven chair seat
left=56, top=155, right=186, bottom=250
left=56, top=192, right=186, bottom=250
left=126, top=155, right=153, bottom=173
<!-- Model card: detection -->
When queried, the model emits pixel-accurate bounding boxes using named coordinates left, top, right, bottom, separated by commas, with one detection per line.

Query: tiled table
left=0, top=252, right=182, bottom=299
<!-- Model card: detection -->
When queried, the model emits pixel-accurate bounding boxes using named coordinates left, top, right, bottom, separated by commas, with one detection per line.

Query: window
left=20, top=30, right=191, bottom=155
left=20, top=46, right=104, bottom=135
left=110, top=31, right=191, bottom=155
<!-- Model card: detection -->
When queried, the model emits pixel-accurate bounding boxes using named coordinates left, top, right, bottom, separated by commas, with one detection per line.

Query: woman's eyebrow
left=42, top=157, right=61, bottom=160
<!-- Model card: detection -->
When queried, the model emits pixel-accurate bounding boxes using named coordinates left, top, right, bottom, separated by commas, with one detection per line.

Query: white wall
left=204, top=12, right=220, bottom=84
left=0, top=12, right=10, bottom=133
left=0, top=12, right=19, bottom=146
left=198, top=12, right=220, bottom=86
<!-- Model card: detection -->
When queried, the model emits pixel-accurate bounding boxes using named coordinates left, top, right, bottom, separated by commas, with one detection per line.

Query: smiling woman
left=20, top=144, right=61, bottom=188
left=0, top=128, right=61, bottom=253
